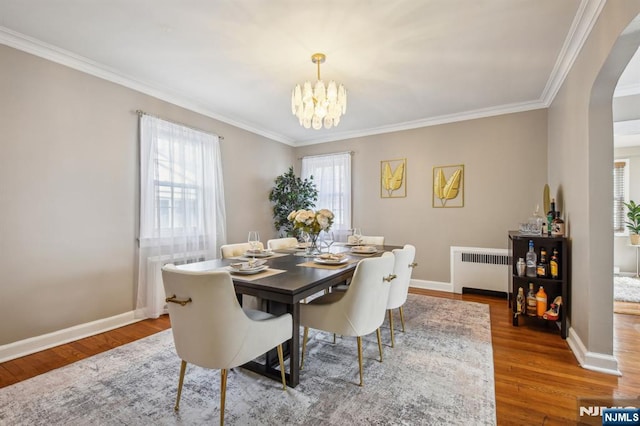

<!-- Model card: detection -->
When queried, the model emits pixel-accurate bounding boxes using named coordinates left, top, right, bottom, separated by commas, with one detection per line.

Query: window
left=301, top=152, right=351, bottom=240
left=137, top=114, right=226, bottom=318
left=614, top=159, right=629, bottom=234
left=152, top=131, right=204, bottom=235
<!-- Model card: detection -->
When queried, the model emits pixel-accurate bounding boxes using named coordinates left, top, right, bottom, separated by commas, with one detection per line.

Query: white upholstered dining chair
left=299, top=252, right=396, bottom=386
left=386, top=244, right=417, bottom=347
left=161, top=265, right=292, bottom=425
left=347, top=235, right=385, bottom=245
left=220, top=242, right=264, bottom=258
left=267, top=237, right=298, bottom=250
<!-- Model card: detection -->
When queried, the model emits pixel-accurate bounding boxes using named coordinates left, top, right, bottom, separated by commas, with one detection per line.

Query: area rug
left=614, top=276, right=640, bottom=303
left=0, top=295, right=496, bottom=425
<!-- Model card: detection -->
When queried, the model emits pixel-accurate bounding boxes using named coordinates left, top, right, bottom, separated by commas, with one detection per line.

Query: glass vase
left=305, top=232, right=321, bottom=256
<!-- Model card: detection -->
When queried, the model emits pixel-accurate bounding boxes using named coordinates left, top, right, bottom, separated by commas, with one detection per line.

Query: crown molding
left=0, top=0, right=608, bottom=149
left=293, top=100, right=547, bottom=147
left=540, top=0, right=607, bottom=106
left=615, top=83, right=640, bottom=98
left=0, top=26, right=295, bottom=146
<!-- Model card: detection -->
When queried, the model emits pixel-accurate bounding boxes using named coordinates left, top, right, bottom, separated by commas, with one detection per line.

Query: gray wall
left=0, top=44, right=294, bottom=344
left=294, top=110, right=548, bottom=283
left=613, top=93, right=640, bottom=121
left=3, top=2, right=639, bottom=360
left=548, top=1, right=640, bottom=356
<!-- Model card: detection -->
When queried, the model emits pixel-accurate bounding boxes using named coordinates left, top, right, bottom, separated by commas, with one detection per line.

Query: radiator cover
left=450, top=246, right=510, bottom=294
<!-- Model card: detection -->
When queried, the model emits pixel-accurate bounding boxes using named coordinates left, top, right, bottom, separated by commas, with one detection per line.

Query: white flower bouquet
left=287, top=209, right=334, bottom=234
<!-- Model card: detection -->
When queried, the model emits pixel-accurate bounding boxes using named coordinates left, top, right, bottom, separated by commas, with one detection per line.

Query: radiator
left=450, top=246, right=510, bottom=294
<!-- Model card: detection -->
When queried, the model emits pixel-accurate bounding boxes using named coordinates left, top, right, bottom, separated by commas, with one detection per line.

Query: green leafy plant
left=269, top=167, right=318, bottom=238
left=624, top=200, right=640, bottom=234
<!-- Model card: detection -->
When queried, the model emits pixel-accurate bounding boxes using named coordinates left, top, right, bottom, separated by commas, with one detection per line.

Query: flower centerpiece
left=288, top=209, right=334, bottom=255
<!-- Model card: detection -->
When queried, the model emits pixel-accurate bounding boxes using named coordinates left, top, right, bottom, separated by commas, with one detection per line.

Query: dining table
left=175, top=243, right=399, bottom=388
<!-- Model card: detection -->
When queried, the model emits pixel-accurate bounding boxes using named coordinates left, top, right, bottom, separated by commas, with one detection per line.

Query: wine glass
left=323, top=231, right=335, bottom=253
left=248, top=231, right=261, bottom=252
left=352, top=228, right=362, bottom=244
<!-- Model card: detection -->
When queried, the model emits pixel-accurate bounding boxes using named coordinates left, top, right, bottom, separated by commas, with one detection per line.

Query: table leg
left=288, top=302, right=300, bottom=387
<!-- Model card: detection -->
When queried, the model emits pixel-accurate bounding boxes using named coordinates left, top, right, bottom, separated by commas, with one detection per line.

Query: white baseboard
left=410, top=279, right=453, bottom=293
left=566, top=327, right=621, bottom=376
left=0, top=311, right=140, bottom=363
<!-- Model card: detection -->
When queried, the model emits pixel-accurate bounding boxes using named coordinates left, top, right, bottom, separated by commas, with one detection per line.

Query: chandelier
left=291, top=53, right=347, bottom=130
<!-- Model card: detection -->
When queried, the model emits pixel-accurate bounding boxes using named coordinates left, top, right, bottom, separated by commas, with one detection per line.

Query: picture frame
left=380, top=158, right=407, bottom=198
left=433, top=164, right=464, bottom=208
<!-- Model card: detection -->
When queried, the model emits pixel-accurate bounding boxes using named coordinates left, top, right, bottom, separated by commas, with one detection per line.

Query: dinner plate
left=313, top=257, right=349, bottom=265
left=226, top=265, right=268, bottom=275
left=243, top=250, right=274, bottom=258
left=351, top=246, right=377, bottom=254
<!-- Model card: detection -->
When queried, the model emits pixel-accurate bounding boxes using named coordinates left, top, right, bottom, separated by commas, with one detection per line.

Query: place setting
left=222, top=259, right=286, bottom=280
left=298, top=252, right=358, bottom=270
left=226, top=259, right=268, bottom=275
left=349, top=245, right=379, bottom=256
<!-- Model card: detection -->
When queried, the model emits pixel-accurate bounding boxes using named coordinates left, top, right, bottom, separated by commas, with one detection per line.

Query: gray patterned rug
left=0, top=294, right=496, bottom=425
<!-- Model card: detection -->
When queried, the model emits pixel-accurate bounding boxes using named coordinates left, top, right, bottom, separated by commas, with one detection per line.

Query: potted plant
left=624, top=200, right=640, bottom=245
left=269, top=167, right=318, bottom=238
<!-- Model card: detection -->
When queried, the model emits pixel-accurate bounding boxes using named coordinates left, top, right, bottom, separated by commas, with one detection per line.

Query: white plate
left=226, top=265, right=268, bottom=275
left=351, top=246, right=377, bottom=254
left=243, top=250, right=274, bottom=258
left=313, top=257, right=349, bottom=265
left=229, top=260, right=266, bottom=270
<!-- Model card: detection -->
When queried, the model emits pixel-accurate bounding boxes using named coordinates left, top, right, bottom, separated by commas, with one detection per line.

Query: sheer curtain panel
left=302, top=152, right=351, bottom=241
left=136, top=115, right=226, bottom=318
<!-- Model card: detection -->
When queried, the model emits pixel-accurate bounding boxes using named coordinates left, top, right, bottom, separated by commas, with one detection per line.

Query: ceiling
left=0, top=0, right=638, bottom=146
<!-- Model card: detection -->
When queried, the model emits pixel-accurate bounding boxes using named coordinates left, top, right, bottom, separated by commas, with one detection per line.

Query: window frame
left=614, top=158, right=630, bottom=236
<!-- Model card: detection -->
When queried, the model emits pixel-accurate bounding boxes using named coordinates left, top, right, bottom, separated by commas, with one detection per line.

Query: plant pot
left=631, top=234, right=640, bottom=246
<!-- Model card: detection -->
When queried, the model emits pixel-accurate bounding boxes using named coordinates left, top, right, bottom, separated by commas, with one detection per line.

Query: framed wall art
left=433, top=164, right=464, bottom=208
left=380, top=158, right=406, bottom=198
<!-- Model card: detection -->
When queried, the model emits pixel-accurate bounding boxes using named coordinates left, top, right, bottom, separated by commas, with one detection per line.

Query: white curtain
left=136, top=115, right=226, bottom=318
left=302, top=152, right=351, bottom=242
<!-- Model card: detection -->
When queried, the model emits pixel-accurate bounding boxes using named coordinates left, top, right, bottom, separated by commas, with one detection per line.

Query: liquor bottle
left=551, top=211, right=565, bottom=237
left=536, top=247, right=548, bottom=278
left=525, top=240, right=537, bottom=277
left=536, top=286, right=548, bottom=317
left=547, top=198, right=556, bottom=235
left=550, top=248, right=560, bottom=279
left=526, top=283, right=537, bottom=316
left=516, top=287, right=525, bottom=315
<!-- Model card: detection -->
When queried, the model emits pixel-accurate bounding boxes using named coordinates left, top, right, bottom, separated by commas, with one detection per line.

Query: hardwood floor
left=1, top=290, right=638, bottom=425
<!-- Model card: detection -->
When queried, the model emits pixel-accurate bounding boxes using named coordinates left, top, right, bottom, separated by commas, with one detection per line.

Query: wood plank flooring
left=1, top=290, right=638, bottom=425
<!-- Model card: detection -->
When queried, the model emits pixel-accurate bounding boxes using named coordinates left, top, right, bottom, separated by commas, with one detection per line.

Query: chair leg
left=220, top=369, right=228, bottom=426
left=388, top=309, right=395, bottom=348
left=376, top=328, right=383, bottom=362
left=357, top=336, right=364, bottom=387
left=277, top=344, right=287, bottom=390
left=333, top=333, right=336, bottom=344
left=399, top=306, right=406, bottom=332
left=175, top=360, right=187, bottom=411
left=300, top=327, right=309, bottom=370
